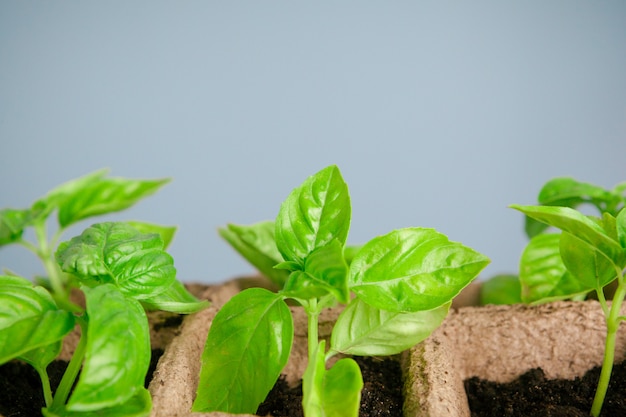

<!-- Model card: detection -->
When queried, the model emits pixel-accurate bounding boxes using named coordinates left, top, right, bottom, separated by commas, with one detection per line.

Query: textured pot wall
left=403, top=299, right=626, bottom=416
left=145, top=279, right=626, bottom=417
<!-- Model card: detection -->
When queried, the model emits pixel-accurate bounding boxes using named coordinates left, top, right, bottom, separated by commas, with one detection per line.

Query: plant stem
left=34, top=220, right=66, bottom=297
left=50, top=316, right=88, bottom=411
left=591, top=270, right=626, bottom=417
left=307, top=298, right=320, bottom=364
left=36, top=366, right=53, bottom=407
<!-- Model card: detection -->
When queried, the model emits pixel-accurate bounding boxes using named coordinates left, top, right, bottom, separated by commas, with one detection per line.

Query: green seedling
left=510, top=203, right=626, bottom=417
left=0, top=170, right=208, bottom=417
left=193, top=165, right=489, bottom=417
left=481, top=177, right=626, bottom=305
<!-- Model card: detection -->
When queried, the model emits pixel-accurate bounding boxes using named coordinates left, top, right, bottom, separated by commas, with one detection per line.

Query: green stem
left=34, top=222, right=64, bottom=291
left=50, top=316, right=88, bottom=411
left=36, top=366, right=53, bottom=407
left=591, top=271, right=626, bottom=417
left=307, top=299, right=320, bottom=364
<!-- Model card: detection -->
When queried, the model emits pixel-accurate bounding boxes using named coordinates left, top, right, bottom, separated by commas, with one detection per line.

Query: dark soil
left=0, top=348, right=164, bottom=417
left=257, top=356, right=404, bottom=417
left=465, top=360, right=626, bottom=417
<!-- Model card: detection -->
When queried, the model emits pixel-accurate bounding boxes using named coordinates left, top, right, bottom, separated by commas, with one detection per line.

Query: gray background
left=1, top=2, right=625, bottom=284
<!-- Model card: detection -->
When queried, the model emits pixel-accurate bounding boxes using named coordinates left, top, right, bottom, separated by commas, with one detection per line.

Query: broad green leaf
left=125, top=221, right=177, bottom=250
left=511, top=205, right=626, bottom=266
left=560, top=232, right=618, bottom=290
left=141, top=280, right=209, bottom=314
left=55, top=175, right=170, bottom=228
left=349, top=228, right=489, bottom=312
left=219, top=221, right=289, bottom=287
left=330, top=298, right=449, bottom=356
left=44, top=387, right=151, bottom=417
left=193, top=288, right=293, bottom=414
left=56, top=222, right=176, bottom=300
left=282, top=240, right=349, bottom=303
left=67, top=284, right=150, bottom=411
left=19, top=341, right=63, bottom=372
left=0, top=208, right=32, bottom=246
left=0, top=276, right=75, bottom=364
left=519, top=233, right=589, bottom=303
left=303, top=340, right=362, bottom=417
left=524, top=177, right=625, bottom=238
left=275, top=165, right=351, bottom=266
left=479, top=274, right=522, bottom=305
left=31, top=169, right=109, bottom=224
left=537, top=177, right=619, bottom=210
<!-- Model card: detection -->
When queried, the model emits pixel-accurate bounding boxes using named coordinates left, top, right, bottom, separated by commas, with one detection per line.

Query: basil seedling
left=193, top=165, right=490, bottom=417
left=0, top=170, right=208, bottom=417
left=480, top=177, right=626, bottom=305
left=510, top=202, right=626, bottom=417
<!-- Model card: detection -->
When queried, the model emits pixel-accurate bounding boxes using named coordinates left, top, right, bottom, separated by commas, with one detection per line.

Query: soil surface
left=465, top=360, right=626, bottom=417
left=0, top=348, right=164, bottom=417
left=257, top=356, right=403, bottom=417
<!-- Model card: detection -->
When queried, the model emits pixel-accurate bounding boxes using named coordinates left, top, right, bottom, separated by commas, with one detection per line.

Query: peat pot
left=4, top=278, right=625, bottom=416
left=149, top=278, right=626, bottom=417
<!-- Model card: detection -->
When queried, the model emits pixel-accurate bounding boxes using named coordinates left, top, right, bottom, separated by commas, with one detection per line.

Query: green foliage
left=195, top=165, right=489, bottom=416
left=193, top=288, right=293, bottom=413
left=478, top=274, right=521, bottom=305
left=481, top=177, right=626, bottom=305
left=511, top=201, right=626, bottom=416
left=0, top=170, right=208, bottom=417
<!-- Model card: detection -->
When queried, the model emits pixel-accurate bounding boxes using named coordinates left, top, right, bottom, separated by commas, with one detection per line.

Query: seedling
left=510, top=201, right=626, bottom=416
left=193, top=165, right=489, bottom=417
left=0, top=170, right=208, bottom=417
left=480, top=177, right=626, bottom=305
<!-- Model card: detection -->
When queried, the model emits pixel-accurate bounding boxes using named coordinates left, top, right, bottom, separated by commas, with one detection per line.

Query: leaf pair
left=0, top=169, right=169, bottom=247
left=512, top=204, right=626, bottom=303
left=524, top=177, right=626, bottom=238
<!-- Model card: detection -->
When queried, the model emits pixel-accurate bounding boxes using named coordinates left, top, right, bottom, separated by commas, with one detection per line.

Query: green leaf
left=282, top=240, right=349, bottom=303
left=44, top=387, right=151, bottom=417
left=479, top=274, right=522, bottom=305
left=31, top=169, right=110, bottom=224
left=124, top=221, right=177, bottom=250
left=219, top=221, right=289, bottom=287
left=56, top=222, right=176, bottom=300
left=523, top=177, right=625, bottom=238
left=330, top=298, right=449, bottom=356
left=511, top=205, right=626, bottom=266
left=55, top=175, right=170, bottom=228
left=0, top=208, right=32, bottom=246
left=19, top=341, right=63, bottom=373
left=519, top=233, right=589, bottom=303
left=537, top=177, right=623, bottom=214
left=275, top=165, right=351, bottom=266
left=349, top=228, right=489, bottom=312
left=0, top=276, right=75, bottom=364
left=67, top=284, right=150, bottom=411
left=303, top=340, right=363, bottom=417
left=559, top=231, right=618, bottom=290
left=193, top=288, right=293, bottom=414
left=141, top=280, right=209, bottom=314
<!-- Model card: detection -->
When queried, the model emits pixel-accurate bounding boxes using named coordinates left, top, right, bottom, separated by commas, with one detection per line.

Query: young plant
left=480, top=177, right=626, bottom=305
left=510, top=203, right=626, bottom=417
left=0, top=170, right=208, bottom=417
left=192, top=165, right=489, bottom=417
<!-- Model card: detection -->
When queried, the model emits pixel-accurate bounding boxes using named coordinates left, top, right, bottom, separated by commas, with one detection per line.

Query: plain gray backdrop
left=1, top=2, right=625, bottom=284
